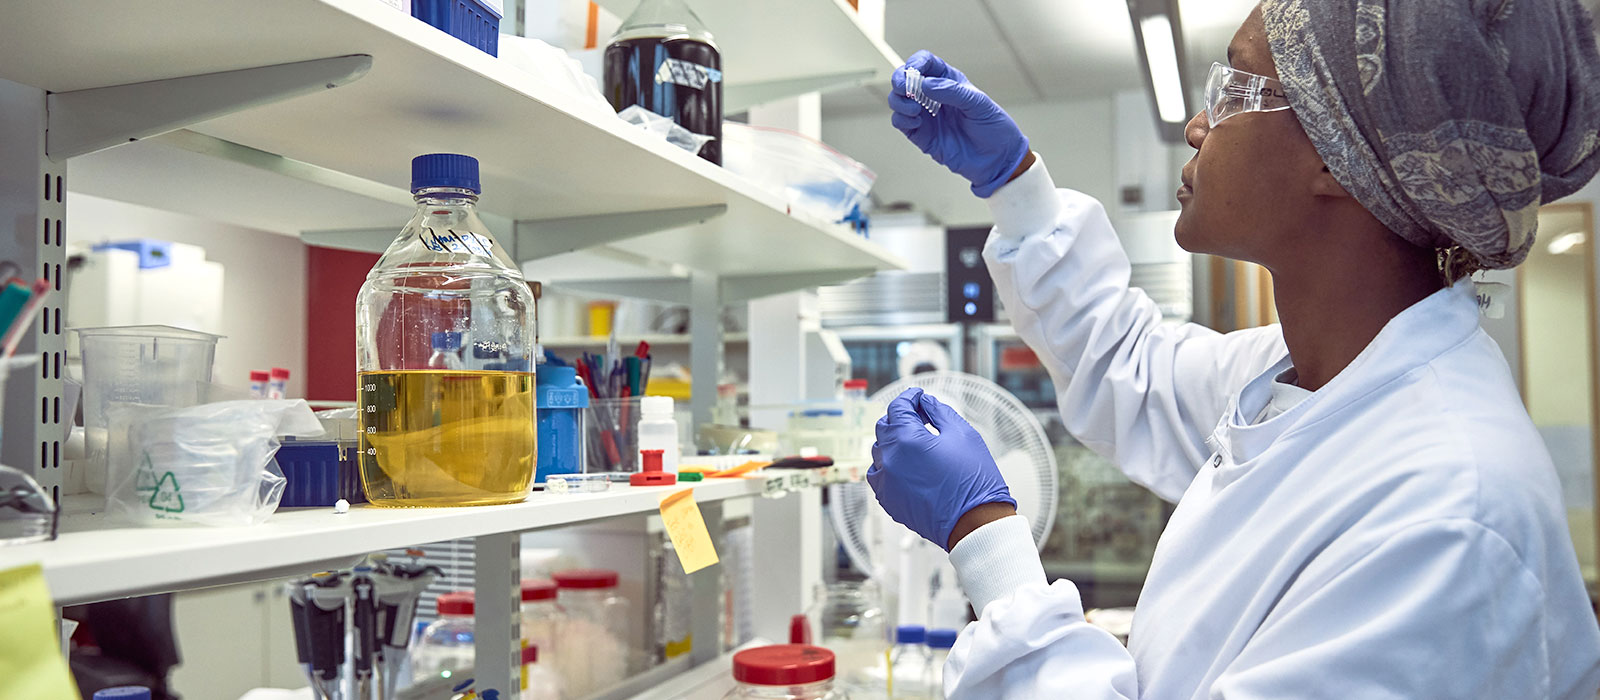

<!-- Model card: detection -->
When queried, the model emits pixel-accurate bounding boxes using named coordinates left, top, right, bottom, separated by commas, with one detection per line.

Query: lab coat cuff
left=948, top=515, right=1047, bottom=615
left=986, top=155, right=1061, bottom=242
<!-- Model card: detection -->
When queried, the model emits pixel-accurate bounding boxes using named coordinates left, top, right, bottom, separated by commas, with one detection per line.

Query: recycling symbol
left=135, top=455, right=158, bottom=492
left=148, top=471, right=185, bottom=514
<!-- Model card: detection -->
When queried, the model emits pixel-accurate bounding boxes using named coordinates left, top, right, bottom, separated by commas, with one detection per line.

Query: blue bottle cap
left=94, top=688, right=152, bottom=700
left=411, top=153, right=481, bottom=194
left=431, top=331, right=462, bottom=351
left=895, top=624, right=926, bottom=644
left=927, top=628, right=959, bottom=649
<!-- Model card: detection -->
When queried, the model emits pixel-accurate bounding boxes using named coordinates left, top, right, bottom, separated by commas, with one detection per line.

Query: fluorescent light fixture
left=1547, top=231, right=1588, bottom=255
left=1140, top=14, right=1187, bottom=123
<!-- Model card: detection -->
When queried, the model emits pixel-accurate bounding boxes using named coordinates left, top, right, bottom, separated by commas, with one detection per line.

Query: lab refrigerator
left=974, top=324, right=1172, bottom=608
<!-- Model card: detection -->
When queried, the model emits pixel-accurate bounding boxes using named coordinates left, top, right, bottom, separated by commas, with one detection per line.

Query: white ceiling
left=824, top=0, right=1288, bottom=116
left=827, top=0, right=1600, bottom=116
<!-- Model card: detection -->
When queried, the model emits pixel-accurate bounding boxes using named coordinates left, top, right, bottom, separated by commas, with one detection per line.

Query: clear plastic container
left=356, top=154, right=537, bottom=507
left=412, top=591, right=475, bottom=684
left=0, top=464, right=54, bottom=545
left=806, top=581, right=886, bottom=692
left=586, top=396, right=641, bottom=473
left=925, top=629, right=957, bottom=698
left=724, top=645, right=848, bottom=700
left=521, top=579, right=567, bottom=672
left=888, top=626, right=932, bottom=700
left=552, top=569, right=632, bottom=696
left=722, top=124, right=877, bottom=224
left=75, top=325, right=221, bottom=495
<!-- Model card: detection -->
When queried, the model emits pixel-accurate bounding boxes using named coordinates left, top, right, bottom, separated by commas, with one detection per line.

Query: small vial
left=269, top=367, right=291, bottom=399
left=249, top=370, right=270, bottom=399
left=904, top=67, right=942, bottom=116
left=547, top=473, right=611, bottom=494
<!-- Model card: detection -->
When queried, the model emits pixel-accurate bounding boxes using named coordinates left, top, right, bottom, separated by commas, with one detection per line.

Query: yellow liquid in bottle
left=358, top=370, right=536, bottom=507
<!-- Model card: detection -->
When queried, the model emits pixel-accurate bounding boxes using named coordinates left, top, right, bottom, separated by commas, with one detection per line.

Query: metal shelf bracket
left=46, top=55, right=372, bottom=161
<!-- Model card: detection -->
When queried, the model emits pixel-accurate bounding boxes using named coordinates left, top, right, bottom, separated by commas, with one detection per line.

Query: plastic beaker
left=76, top=325, right=221, bottom=495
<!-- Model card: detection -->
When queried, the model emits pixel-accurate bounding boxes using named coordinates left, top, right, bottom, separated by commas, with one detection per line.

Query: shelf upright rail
left=0, top=55, right=371, bottom=502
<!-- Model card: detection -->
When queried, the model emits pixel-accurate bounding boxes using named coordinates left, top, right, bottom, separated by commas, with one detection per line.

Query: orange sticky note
left=660, top=489, right=719, bottom=574
left=0, top=564, right=79, bottom=700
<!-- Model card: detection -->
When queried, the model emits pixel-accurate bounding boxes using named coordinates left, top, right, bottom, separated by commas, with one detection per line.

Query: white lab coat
left=942, top=157, right=1600, bottom=699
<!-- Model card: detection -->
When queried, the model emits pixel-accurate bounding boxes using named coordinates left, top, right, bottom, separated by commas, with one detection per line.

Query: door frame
left=1517, top=201, right=1599, bottom=582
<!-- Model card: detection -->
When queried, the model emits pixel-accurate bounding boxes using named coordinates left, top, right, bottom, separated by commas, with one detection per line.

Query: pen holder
left=585, top=397, right=642, bottom=474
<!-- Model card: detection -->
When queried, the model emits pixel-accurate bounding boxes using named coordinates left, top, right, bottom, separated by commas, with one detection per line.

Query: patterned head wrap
left=1261, top=0, right=1600, bottom=270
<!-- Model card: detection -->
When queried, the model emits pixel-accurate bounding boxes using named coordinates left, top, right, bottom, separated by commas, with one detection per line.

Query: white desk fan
left=827, top=371, right=1058, bottom=629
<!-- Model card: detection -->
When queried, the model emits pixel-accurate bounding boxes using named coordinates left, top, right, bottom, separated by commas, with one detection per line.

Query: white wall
left=65, top=193, right=308, bottom=397
left=824, top=95, right=1126, bottom=226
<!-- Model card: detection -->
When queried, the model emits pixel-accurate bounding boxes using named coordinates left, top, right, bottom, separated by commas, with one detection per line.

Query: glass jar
left=412, top=591, right=475, bottom=684
left=603, top=0, right=723, bottom=164
left=723, top=645, right=849, bottom=700
left=806, top=581, right=886, bottom=690
left=552, top=569, right=632, bottom=696
left=521, top=579, right=567, bottom=669
left=356, top=153, right=537, bottom=507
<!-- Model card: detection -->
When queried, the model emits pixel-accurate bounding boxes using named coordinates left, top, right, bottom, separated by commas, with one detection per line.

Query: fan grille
left=829, top=372, right=1058, bottom=578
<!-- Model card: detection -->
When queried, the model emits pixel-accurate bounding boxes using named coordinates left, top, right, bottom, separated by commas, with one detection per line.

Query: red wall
left=306, top=246, right=380, bottom=401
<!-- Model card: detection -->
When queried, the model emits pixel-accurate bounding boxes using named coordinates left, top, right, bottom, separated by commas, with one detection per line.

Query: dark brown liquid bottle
left=603, top=0, right=722, bottom=165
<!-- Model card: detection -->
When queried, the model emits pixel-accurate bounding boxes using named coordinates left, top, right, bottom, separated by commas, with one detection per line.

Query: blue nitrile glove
left=888, top=50, right=1031, bottom=198
left=867, top=387, right=1016, bottom=550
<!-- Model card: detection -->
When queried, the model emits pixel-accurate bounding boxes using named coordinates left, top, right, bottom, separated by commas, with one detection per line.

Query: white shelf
left=0, top=478, right=771, bottom=607
left=593, top=0, right=901, bottom=113
left=542, top=332, right=749, bottom=347
left=0, top=0, right=905, bottom=281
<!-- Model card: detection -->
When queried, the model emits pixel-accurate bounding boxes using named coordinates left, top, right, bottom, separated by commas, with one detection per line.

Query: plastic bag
left=618, top=105, right=716, bottom=155
left=721, top=123, right=877, bottom=223
left=106, top=400, right=323, bottom=527
left=498, top=34, right=617, bottom=121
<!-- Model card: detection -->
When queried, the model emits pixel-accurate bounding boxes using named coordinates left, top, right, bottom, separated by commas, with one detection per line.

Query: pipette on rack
left=371, top=555, right=439, bottom=700
left=290, top=571, right=349, bottom=700
left=351, top=567, right=378, bottom=700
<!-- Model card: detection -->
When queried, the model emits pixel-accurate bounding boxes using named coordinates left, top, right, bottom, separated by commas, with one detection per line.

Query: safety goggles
left=1205, top=62, right=1293, bottom=128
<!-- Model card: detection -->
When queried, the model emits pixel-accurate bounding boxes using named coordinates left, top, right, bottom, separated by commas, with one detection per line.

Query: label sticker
left=655, top=58, right=723, bottom=90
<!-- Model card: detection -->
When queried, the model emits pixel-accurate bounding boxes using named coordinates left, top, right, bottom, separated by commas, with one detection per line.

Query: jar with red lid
left=412, top=591, right=476, bottom=684
left=521, top=579, right=567, bottom=675
left=723, top=645, right=848, bottom=700
left=551, top=569, right=633, bottom=697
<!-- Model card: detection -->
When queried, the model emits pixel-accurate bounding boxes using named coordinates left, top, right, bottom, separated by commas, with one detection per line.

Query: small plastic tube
left=546, top=473, right=611, bottom=494
left=905, top=67, right=942, bottom=116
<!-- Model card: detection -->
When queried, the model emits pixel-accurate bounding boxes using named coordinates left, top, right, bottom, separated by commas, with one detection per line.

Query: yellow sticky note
left=660, top=488, right=719, bottom=574
left=0, top=564, right=79, bottom=700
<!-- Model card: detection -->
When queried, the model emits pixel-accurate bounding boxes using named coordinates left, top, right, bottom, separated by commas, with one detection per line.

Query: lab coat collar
left=1214, top=278, right=1479, bottom=465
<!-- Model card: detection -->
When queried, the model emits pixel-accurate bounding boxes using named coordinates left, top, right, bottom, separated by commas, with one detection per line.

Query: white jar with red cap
left=412, top=591, right=476, bottom=684
left=724, top=645, right=849, bottom=700
left=520, top=579, right=566, bottom=670
left=552, top=569, right=632, bottom=697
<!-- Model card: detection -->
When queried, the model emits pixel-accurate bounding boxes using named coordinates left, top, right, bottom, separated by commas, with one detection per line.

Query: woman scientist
left=868, top=0, right=1600, bottom=696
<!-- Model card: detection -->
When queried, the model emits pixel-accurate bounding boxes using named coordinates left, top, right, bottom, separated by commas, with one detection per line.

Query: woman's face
left=1173, top=5, right=1331, bottom=267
